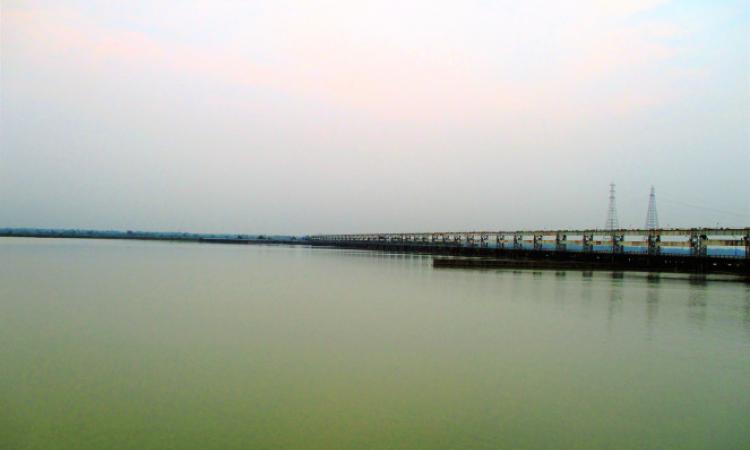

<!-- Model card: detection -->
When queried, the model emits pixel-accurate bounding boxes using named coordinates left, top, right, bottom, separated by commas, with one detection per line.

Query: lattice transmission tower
left=605, top=183, right=619, bottom=230
left=645, top=186, right=659, bottom=229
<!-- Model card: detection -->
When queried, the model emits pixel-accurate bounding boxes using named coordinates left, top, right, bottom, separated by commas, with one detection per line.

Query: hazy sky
left=1, top=0, right=748, bottom=234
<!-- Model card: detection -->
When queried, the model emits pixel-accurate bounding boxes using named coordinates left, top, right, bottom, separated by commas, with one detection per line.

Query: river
left=1, top=238, right=748, bottom=449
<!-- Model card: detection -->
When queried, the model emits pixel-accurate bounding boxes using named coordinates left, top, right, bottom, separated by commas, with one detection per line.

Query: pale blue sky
left=1, top=0, right=748, bottom=233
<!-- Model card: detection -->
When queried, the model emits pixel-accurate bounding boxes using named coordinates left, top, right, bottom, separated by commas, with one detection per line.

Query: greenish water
left=1, top=238, right=749, bottom=449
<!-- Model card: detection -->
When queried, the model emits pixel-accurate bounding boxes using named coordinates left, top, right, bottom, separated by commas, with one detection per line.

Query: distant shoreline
left=0, top=228, right=306, bottom=245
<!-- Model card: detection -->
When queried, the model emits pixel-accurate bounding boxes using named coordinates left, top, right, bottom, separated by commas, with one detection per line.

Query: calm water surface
left=1, top=238, right=749, bottom=449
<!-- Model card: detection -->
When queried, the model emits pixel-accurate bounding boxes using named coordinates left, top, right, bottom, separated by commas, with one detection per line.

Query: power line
left=658, top=196, right=750, bottom=219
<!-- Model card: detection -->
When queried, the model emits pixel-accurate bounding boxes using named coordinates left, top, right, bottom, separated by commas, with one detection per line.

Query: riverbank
left=0, top=228, right=302, bottom=245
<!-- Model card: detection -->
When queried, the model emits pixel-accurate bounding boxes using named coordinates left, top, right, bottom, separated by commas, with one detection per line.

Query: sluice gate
left=310, top=228, right=750, bottom=275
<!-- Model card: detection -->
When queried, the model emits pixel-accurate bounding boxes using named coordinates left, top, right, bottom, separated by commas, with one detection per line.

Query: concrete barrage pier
left=310, top=228, right=750, bottom=275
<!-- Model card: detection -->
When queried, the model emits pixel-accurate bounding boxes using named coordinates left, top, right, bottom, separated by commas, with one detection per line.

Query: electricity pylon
left=645, top=186, right=659, bottom=229
left=605, top=183, right=619, bottom=230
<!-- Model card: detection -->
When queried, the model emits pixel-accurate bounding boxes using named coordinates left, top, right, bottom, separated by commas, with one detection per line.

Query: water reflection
left=553, top=272, right=567, bottom=309
left=687, top=285, right=708, bottom=329
left=607, top=277, right=624, bottom=332
left=645, top=283, right=660, bottom=339
left=580, top=273, right=593, bottom=309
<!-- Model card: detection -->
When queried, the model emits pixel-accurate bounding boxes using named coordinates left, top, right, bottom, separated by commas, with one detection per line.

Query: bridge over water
left=310, top=228, right=750, bottom=275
